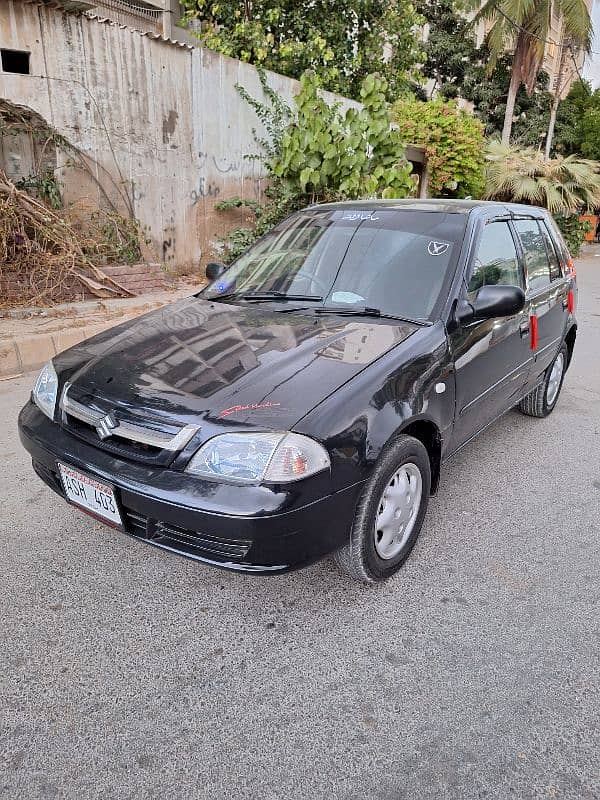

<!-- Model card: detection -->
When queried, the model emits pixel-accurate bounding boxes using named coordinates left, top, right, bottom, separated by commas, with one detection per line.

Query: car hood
left=58, top=297, right=419, bottom=430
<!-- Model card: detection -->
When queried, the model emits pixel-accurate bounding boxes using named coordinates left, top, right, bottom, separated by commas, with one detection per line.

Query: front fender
left=294, top=322, right=455, bottom=492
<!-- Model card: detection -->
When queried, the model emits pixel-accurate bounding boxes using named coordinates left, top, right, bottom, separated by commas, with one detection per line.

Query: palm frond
left=485, top=143, right=600, bottom=213
left=555, top=0, right=593, bottom=49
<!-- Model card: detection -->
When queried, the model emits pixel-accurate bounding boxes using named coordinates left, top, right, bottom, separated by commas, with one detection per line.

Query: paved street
left=1, top=255, right=599, bottom=800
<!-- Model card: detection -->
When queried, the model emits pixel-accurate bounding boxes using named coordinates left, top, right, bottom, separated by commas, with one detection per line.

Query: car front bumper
left=18, top=401, right=363, bottom=574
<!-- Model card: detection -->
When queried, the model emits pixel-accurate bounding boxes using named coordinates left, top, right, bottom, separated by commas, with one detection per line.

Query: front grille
left=64, top=415, right=167, bottom=464
left=122, top=509, right=252, bottom=562
left=59, top=383, right=200, bottom=467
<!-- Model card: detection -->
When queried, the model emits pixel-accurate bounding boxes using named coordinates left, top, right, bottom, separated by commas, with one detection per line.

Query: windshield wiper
left=315, top=306, right=428, bottom=325
left=240, top=292, right=323, bottom=302
left=205, top=292, right=238, bottom=302
left=209, top=291, right=323, bottom=303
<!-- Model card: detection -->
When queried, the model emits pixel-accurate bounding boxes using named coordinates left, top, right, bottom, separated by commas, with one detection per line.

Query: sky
left=583, top=0, right=600, bottom=87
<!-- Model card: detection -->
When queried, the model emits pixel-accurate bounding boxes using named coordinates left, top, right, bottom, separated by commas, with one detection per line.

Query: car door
left=449, top=217, right=533, bottom=451
left=512, top=217, right=569, bottom=390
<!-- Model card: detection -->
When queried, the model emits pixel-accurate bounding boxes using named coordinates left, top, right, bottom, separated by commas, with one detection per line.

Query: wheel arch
left=395, top=417, right=442, bottom=496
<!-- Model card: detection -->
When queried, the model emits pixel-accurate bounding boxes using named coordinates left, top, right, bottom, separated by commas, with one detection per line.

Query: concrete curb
left=0, top=289, right=195, bottom=380
left=0, top=320, right=120, bottom=380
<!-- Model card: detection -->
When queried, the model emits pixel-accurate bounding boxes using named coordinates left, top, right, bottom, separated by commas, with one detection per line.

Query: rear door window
left=467, top=221, right=522, bottom=298
left=514, top=219, right=552, bottom=293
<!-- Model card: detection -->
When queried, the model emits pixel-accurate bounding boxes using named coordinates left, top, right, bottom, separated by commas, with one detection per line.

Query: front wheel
left=333, top=435, right=431, bottom=584
left=519, top=342, right=568, bottom=418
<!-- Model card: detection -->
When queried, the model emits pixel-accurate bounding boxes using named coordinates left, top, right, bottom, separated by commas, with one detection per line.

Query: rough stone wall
left=0, top=1, right=356, bottom=269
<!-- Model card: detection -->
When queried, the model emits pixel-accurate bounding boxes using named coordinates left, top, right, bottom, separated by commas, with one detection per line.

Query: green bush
left=392, top=97, right=486, bottom=198
left=274, top=71, right=414, bottom=202
left=216, top=70, right=415, bottom=262
left=555, top=215, right=593, bottom=257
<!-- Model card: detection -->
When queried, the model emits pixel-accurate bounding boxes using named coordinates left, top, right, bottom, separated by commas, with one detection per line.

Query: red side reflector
left=567, top=289, right=575, bottom=313
left=530, top=315, right=538, bottom=350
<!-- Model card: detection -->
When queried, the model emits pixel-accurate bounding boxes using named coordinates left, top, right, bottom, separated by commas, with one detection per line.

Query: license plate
left=58, top=463, right=123, bottom=528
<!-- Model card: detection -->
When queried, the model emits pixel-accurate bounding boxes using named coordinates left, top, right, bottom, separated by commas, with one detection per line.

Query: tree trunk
left=545, top=43, right=567, bottom=160
left=502, top=66, right=521, bottom=146
left=545, top=95, right=560, bottom=160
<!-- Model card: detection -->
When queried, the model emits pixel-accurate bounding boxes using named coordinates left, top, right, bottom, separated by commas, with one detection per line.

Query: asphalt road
left=2, top=256, right=600, bottom=800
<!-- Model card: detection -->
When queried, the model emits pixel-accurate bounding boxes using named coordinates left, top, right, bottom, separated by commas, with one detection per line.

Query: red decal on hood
left=219, top=401, right=281, bottom=418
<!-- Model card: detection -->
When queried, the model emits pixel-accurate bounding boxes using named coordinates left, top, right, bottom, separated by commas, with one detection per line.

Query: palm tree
left=484, top=141, right=600, bottom=213
left=474, top=0, right=592, bottom=147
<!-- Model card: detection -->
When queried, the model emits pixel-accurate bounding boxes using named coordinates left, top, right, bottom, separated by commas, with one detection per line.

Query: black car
left=19, top=200, right=577, bottom=583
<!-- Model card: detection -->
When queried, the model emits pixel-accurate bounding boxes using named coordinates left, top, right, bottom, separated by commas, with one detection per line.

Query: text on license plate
left=58, top=463, right=123, bottom=527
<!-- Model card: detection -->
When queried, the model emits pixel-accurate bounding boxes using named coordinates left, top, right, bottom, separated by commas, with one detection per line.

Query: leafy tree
left=416, top=0, right=552, bottom=148
left=577, top=109, right=600, bottom=161
left=393, top=97, right=485, bottom=197
left=416, top=0, right=484, bottom=99
left=179, top=0, right=424, bottom=101
left=554, top=80, right=600, bottom=161
left=472, top=0, right=592, bottom=146
left=462, top=53, right=552, bottom=148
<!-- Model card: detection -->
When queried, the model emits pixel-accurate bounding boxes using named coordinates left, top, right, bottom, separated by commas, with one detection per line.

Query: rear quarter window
left=545, top=215, right=572, bottom=263
left=539, top=222, right=562, bottom=281
left=514, top=219, right=552, bottom=293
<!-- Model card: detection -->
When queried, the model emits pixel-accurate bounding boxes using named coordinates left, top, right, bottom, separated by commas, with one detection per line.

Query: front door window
left=467, top=221, right=522, bottom=298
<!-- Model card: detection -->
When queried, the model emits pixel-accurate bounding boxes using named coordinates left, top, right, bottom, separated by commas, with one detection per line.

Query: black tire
left=333, top=434, right=431, bottom=584
left=519, top=342, right=568, bottom=418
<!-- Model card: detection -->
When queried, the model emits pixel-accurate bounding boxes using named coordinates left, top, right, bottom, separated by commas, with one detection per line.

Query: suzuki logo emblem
left=428, top=241, right=450, bottom=256
left=96, top=412, right=118, bottom=440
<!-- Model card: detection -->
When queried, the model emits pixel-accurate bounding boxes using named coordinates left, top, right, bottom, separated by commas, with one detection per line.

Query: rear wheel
left=333, top=435, right=431, bottom=583
left=519, top=342, right=568, bottom=418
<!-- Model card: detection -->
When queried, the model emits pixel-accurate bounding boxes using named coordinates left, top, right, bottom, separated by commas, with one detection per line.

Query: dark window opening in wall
left=1, top=49, right=30, bottom=75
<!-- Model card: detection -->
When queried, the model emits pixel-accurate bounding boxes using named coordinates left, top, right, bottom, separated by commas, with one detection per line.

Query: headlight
left=32, top=361, right=58, bottom=420
left=186, top=431, right=330, bottom=484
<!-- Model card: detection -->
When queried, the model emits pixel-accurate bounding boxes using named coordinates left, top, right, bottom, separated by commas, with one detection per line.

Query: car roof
left=304, top=199, right=548, bottom=217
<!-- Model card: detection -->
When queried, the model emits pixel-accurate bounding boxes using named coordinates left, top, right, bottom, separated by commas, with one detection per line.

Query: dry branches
left=0, top=170, right=138, bottom=307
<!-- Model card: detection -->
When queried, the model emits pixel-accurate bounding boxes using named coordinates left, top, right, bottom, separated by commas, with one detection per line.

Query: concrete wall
left=0, top=0, right=355, bottom=268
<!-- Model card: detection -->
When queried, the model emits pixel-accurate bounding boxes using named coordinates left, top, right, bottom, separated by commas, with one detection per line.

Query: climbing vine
left=15, top=172, right=63, bottom=209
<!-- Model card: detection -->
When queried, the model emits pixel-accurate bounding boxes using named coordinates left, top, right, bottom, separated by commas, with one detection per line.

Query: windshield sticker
left=427, top=241, right=451, bottom=256
left=331, top=291, right=365, bottom=304
left=341, top=211, right=380, bottom=221
left=219, top=401, right=281, bottom=418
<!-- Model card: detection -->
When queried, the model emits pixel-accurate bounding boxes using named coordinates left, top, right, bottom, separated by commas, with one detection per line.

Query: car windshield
left=202, top=208, right=467, bottom=320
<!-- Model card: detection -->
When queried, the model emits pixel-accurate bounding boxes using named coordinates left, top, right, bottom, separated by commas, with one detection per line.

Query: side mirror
left=458, top=285, right=525, bottom=323
left=206, top=262, right=226, bottom=281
